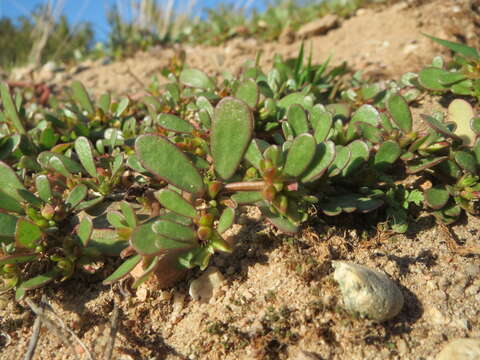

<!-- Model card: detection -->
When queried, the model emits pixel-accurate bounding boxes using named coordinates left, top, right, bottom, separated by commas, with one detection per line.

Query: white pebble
left=332, top=261, right=404, bottom=322
left=437, top=338, right=480, bottom=360
left=189, top=266, right=225, bottom=303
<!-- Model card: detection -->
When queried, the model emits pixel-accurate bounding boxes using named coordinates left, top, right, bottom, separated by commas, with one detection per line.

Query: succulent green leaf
left=245, top=139, right=269, bottom=170
left=355, top=197, right=384, bottom=213
left=320, top=201, right=342, bottom=216
left=157, top=114, right=194, bottom=134
left=310, top=107, right=333, bottom=143
left=0, top=189, right=23, bottom=213
left=75, top=137, right=98, bottom=178
left=115, top=97, right=130, bottom=117
left=447, top=99, right=476, bottom=145
left=0, top=161, right=26, bottom=202
left=77, top=217, right=93, bottom=246
left=17, top=270, right=59, bottom=292
left=103, top=255, right=141, bottom=285
left=35, top=175, right=52, bottom=203
left=301, top=141, right=336, bottom=183
left=421, top=115, right=462, bottom=141
left=474, top=140, right=480, bottom=164
left=347, top=104, right=380, bottom=141
left=136, top=135, right=204, bottom=196
left=152, top=220, right=195, bottom=242
left=107, top=211, right=128, bottom=229
left=433, top=203, right=461, bottom=225
left=259, top=202, right=298, bottom=234
left=155, top=189, right=197, bottom=218
left=179, top=69, right=214, bottom=90
left=283, top=134, right=316, bottom=178
left=418, top=67, right=449, bottom=91
left=263, top=145, right=283, bottom=167
left=71, top=81, right=95, bottom=115
left=407, top=156, right=448, bottom=174
left=0, top=83, right=25, bottom=134
left=387, top=93, right=412, bottom=134
left=425, top=187, right=450, bottom=210
left=281, top=121, right=294, bottom=140
left=356, top=122, right=382, bottom=143
left=99, top=93, right=111, bottom=113
left=158, top=211, right=192, bottom=226
left=471, top=117, right=480, bottom=135
left=328, top=145, right=351, bottom=177
left=40, top=128, right=59, bottom=148
left=374, top=140, right=401, bottom=170
left=120, top=201, right=137, bottom=228
left=87, top=228, right=126, bottom=256
left=15, top=218, right=42, bottom=249
left=18, top=189, right=42, bottom=209
left=0, top=213, right=18, bottom=242
left=235, top=79, right=259, bottom=108
left=126, top=154, right=147, bottom=173
left=211, top=97, right=253, bottom=180
left=66, top=184, right=88, bottom=210
left=423, top=33, right=480, bottom=59
left=218, top=207, right=235, bottom=234
left=342, top=140, right=370, bottom=176
left=436, top=159, right=462, bottom=179
left=131, top=222, right=194, bottom=256
left=287, top=104, right=309, bottom=136
left=38, top=152, right=84, bottom=175
left=278, top=92, right=312, bottom=112
left=0, top=253, right=38, bottom=265
left=454, top=151, right=477, bottom=173
left=231, top=191, right=263, bottom=205
left=75, top=196, right=105, bottom=212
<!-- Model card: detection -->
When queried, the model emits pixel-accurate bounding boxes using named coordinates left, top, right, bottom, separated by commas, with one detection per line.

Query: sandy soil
left=1, top=0, right=480, bottom=359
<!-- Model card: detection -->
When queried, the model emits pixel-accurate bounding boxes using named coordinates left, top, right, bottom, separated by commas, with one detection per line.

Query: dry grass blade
left=23, top=296, right=46, bottom=360
left=25, top=296, right=95, bottom=360
left=103, top=301, right=120, bottom=360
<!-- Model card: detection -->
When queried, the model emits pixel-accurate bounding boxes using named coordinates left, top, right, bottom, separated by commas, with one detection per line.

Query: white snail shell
left=332, top=261, right=404, bottom=322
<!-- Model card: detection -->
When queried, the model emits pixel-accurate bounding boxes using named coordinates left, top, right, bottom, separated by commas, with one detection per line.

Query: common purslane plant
left=0, top=36, right=479, bottom=300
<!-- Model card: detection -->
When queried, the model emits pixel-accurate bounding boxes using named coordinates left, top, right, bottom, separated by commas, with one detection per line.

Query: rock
left=332, top=261, right=404, bottom=322
left=296, top=14, right=339, bottom=39
left=437, top=338, right=480, bottom=360
left=189, top=266, right=225, bottom=303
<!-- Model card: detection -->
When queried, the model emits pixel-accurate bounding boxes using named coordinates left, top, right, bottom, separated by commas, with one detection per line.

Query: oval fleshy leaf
left=179, top=69, right=214, bottom=90
left=136, top=135, right=204, bottom=196
left=66, top=184, right=88, bottom=210
left=0, top=189, right=23, bottom=214
left=287, top=104, right=309, bottom=136
left=356, top=122, right=382, bottom=143
left=235, top=79, right=259, bottom=108
left=245, top=139, right=269, bottom=170
left=374, top=140, right=401, bottom=170
left=155, top=189, right=197, bottom=218
left=421, top=115, right=462, bottom=141
left=418, top=67, right=449, bottom=91
left=311, top=107, right=333, bottom=143
left=301, top=141, right=336, bottom=183
left=107, top=211, right=128, bottom=229
left=0, top=82, right=26, bottom=134
left=131, top=222, right=194, bottom=256
left=218, top=207, right=235, bottom=234
left=71, top=81, right=94, bottom=115
left=152, top=220, right=195, bottom=241
left=120, top=201, right=137, bottom=228
left=132, top=256, right=161, bottom=289
left=387, top=93, right=412, bottom=134
left=35, top=175, right=52, bottom=203
left=77, top=217, right=93, bottom=246
left=283, top=134, right=316, bottom=178
left=17, top=270, right=59, bottom=291
left=0, top=253, right=38, bottom=265
left=74, top=137, right=98, bottom=178
left=342, top=140, right=370, bottom=176
left=454, top=151, right=477, bottom=173
left=425, top=187, right=450, bottom=210
left=347, top=104, right=380, bottom=141
left=259, top=202, right=298, bottom=234
left=0, top=161, right=26, bottom=202
left=211, top=97, right=253, bottom=180
left=87, top=228, right=126, bottom=256
left=157, top=114, right=194, bottom=134
left=103, top=255, right=142, bottom=285
left=15, top=218, right=42, bottom=249
left=328, top=145, right=351, bottom=177
left=0, top=213, right=18, bottom=241
left=407, top=156, right=448, bottom=174
left=231, top=191, right=263, bottom=205
left=448, top=99, right=476, bottom=145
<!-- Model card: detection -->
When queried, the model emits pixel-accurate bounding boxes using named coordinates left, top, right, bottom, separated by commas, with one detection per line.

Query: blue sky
left=0, top=0, right=266, bottom=42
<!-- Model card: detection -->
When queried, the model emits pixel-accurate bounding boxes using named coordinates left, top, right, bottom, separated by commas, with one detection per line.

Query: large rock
left=296, top=14, right=339, bottom=39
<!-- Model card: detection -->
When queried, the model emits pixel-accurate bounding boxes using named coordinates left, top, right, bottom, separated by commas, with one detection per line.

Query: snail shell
left=332, top=261, right=404, bottom=322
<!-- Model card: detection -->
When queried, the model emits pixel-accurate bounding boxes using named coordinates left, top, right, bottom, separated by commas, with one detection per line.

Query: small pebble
left=189, top=266, right=225, bottom=303
left=332, top=261, right=404, bottom=322
left=437, top=338, right=480, bottom=360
